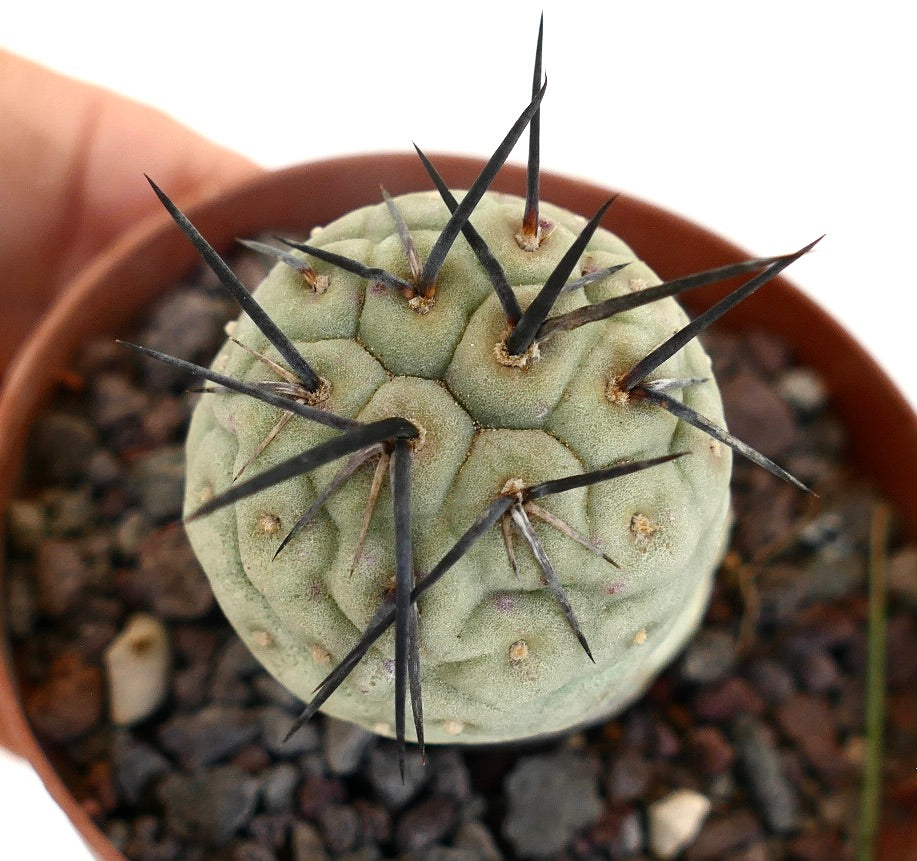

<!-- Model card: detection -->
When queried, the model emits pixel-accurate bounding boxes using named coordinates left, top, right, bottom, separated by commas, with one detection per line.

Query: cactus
left=125, top=20, right=814, bottom=769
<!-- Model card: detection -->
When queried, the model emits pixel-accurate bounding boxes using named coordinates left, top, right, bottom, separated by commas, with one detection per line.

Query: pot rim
left=1, top=153, right=915, bottom=860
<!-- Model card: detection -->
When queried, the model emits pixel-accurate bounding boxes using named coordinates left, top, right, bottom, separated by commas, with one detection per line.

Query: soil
left=4, top=249, right=916, bottom=861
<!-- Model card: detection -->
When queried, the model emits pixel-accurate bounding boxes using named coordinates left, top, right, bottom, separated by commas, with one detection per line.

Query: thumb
left=0, top=49, right=261, bottom=368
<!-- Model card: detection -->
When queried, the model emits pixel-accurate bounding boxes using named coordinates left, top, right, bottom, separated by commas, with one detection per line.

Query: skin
left=0, top=49, right=260, bottom=372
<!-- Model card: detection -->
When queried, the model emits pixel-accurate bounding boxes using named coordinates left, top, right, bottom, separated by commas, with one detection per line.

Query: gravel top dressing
left=5, top=251, right=916, bottom=861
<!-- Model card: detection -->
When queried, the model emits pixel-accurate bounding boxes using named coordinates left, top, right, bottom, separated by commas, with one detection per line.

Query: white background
left=2, top=1, right=914, bottom=856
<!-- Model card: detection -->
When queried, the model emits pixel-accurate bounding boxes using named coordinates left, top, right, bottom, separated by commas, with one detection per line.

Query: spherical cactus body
left=182, top=189, right=733, bottom=744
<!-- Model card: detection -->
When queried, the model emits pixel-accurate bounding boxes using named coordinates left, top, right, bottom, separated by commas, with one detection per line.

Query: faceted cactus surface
left=183, top=190, right=732, bottom=744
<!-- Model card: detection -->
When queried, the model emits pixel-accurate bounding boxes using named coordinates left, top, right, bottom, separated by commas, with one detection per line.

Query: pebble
left=395, top=795, right=457, bottom=854
left=502, top=751, right=602, bottom=858
left=110, top=731, right=171, bottom=805
left=580, top=807, right=644, bottom=858
left=720, top=371, right=797, bottom=459
left=745, top=659, right=797, bottom=705
left=453, top=820, right=504, bottom=860
left=754, top=564, right=808, bottom=623
left=104, top=613, right=171, bottom=725
left=115, top=509, right=153, bottom=558
left=157, top=765, right=260, bottom=847
left=732, top=714, right=800, bottom=833
left=90, top=371, right=150, bottom=432
left=786, top=830, right=849, bottom=861
left=157, top=704, right=260, bottom=769
left=230, top=841, right=277, bottom=861
left=317, top=803, right=361, bottom=855
left=366, top=744, right=429, bottom=810
left=683, top=810, right=762, bottom=860
left=28, top=411, right=98, bottom=483
left=137, top=289, right=229, bottom=390
left=41, top=486, right=92, bottom=536
left=647, top=789, right=711, bottom=860
left=253, top=673, right=303, bottom=711
left=886, top=615, right=917, bottom=686
left=354, top=799, right=391, bottom=846
left=679, top=629, right=737, bottom=684
left=5, top=497, right=46, bottom=552
left=694, top=676, right=764, bottom=721
left=323, top=717, right=375, bottom=775
left=406, top=848, right=478, bottom=861
left=248, top=812, right=293, bottom=850
left=775, top=693, right=849, bottom=784
left=87, top=447, right=123, bottom=487
left=889, top=546, right=917, bottom=608
left=126, top=445, right=186, bottom=522
left=210, top=637, right=262, bottom=702
left=260, top=763, right=299, bottom=813
left=428, top=749, right=473, bottom=804
left=795, top=648, right=841, bottom=694
left=290, top=821, right=330, bottom=861
left=687, top=725, right=736, bottom=776
left=143, top=394, right=190, bottom=449
left=606, top=749, right=653, bottom=801
left=33, top=538, right=89, bottom=618
left=777, top=367, right=829, bottom=414
left=259, top=705, right=318, bottom=757
left=804, top=550, right=865, bottom=602
left=25, top=651, right=103, bottom=742
left=297, top=774, right=348, bottom=819
left=337, top=848, right=383, bottom=861
left=133, top=527, right=215, bottom=620
left=3, top=563, right=35, bottom=638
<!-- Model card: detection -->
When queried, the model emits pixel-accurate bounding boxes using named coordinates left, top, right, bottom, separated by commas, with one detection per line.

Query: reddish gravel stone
left=395, top=795, right=456, bottom=854
left=298, top=774, right=347, bottom=819
left=787, top=829, right=851, bottom=861
left=684, top=810, right=762, bottom=860
left=26, top=652, right=103, bottom=742
left=694, top=677, right=765, bottom=722
left=775, top=694, right=849, bottom=785
left=687, top=726, right=736, bottom=776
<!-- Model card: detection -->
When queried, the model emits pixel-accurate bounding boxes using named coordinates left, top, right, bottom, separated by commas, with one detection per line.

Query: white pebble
left=104, top=614, right=170, bottom=725
left=647, top=788, right=711, bottom=859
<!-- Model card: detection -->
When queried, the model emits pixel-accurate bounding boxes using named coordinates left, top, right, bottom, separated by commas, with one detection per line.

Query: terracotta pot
left=1, top=155, right=915, bottom=859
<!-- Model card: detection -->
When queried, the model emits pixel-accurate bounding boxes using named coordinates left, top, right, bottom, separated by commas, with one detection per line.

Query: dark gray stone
left=138, top=288, right=229, bottom=391
left=317, top=803, right=361, bottom=855
left=366, top=743, right=428, bottom=810
left=503, top=751, right=602, bottom=858
left=395, top=796, right=456, bottom=854
left=259, top=705, right=318, bottom=757
left=126, top=445, right=185, bottom=521
left=680, top=629, right=737, bottom=684
left=157, top=705, right=259, bottom=768
left=732, top=715, right=800, bottom=834
left=323, top=717, right=375, bottom=775
left=261, top=763, right=299, bottom=812
left=111, top=731, right=171, bottom=805
left=157, top=765, right=260, bottom=847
